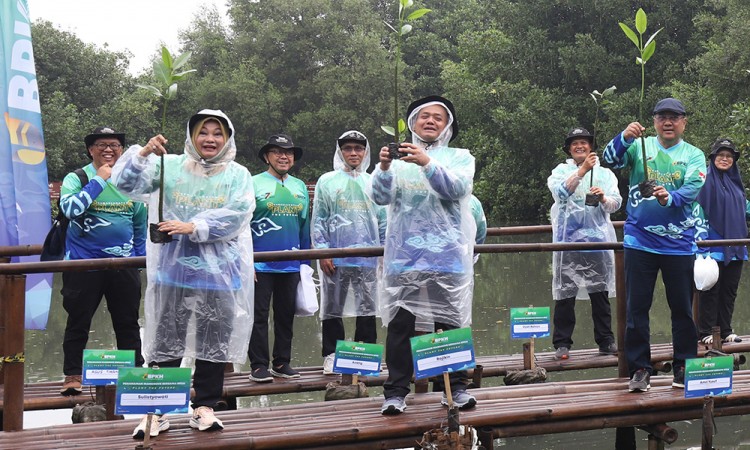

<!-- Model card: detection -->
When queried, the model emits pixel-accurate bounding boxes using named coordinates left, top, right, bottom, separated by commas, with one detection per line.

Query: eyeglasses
left=715, top=153, right=735, bottom=161
left=268, top=148, right=295, bottom=157
left=92, top=142, right=123, bottom=151
left=654, top=113, right=685, bottom=123
left=341, top=145, right=365, bottom=153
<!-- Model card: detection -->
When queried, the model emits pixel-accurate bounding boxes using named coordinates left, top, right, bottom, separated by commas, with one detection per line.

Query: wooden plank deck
left=4, top=370, right=750, bottom=449
left=1, top=338, right=747, bottom=414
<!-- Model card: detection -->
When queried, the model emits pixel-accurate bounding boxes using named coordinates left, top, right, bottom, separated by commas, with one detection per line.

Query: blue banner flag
left=1, top=0, right=53, bottom=329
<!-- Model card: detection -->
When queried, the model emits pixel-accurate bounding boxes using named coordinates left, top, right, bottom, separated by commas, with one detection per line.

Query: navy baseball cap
left=652, top=98, right=686, bottom=115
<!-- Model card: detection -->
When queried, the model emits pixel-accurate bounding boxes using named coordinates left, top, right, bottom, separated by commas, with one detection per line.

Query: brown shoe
left=60, top=375, right=82, bottom=396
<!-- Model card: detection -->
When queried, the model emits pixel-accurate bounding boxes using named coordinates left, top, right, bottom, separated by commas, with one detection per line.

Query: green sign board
left=82, top=349, right=135, bottom=386
left=685, top=355, right=733, bottom=398
left=333, top=340, right=384, bottom=376
left=410, top=327, right=475, bottom=379
left=510, top=307, right=550, bottom=339
left=115, top=367, right=192, bottom=415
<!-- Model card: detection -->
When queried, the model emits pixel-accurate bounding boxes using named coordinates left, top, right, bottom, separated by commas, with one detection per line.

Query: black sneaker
left=672, top=366, right=685, bottom=389
left=270, top=363, right=300, bottom=379
left=248, top=367, right=273, bottom=383
left=598, top=342, right=618, bottom=356
left=628, top=368, right=651, bottom=392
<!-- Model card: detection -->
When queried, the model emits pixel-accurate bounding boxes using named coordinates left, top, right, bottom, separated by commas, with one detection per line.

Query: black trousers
left=248, top=272, right=299, bottom=369
left=699, top=260, right=744, bottom=339
left=151, top=358, right=225, bottom=409
left=383, top=307, right=468, bottom=399
left=320, top=265, right=377, bottom=356
left=552, top=292, right=614, bottom=349
left=62, top=269, right=144, bottom=375
left=321, top=316, right=377, bottom=356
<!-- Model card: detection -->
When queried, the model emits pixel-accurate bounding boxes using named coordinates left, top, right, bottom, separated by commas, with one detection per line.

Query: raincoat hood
left=184, top=109, right=236, bottom=172
left=333, top=130, right=371, bottom=173
left=406, top=96, right=458, bottom=148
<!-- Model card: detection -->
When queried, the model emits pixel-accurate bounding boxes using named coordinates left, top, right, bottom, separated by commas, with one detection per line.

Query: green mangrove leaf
left=160, top=46, right=173, bottom=68
left=398, top=119, right=407, bottom=134
left=407, top=8, right=431, bottom=21
left=642, top=40, right=656, bottom=63
left=165, top=83, right=178, bottom=100
left=136, top=84, right=162, bottom=98
left=153, top=62, right=171, bottom=86
left=172, top=51, right=192, bottom=70
left=643, top=28, right=663, bottom=50
left=381, top=125, right=396, bottom=137
left=401, top=24, right=412, bottom=35
left=172, top=69, right=198, bottom=81
left=635, top=8, right=647, bottom=35
left=619, top=23, right=639, bottom=48
left=603, top=85, right=617, bottom=96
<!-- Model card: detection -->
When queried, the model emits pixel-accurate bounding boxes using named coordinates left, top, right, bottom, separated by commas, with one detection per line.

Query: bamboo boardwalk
left=4, top=371, right=750, bottom=449
left=2, top=338, right=747, bottom=415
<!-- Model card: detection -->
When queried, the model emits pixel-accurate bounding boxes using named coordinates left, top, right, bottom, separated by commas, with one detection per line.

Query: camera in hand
left=388, top=142, right=408, bottom=160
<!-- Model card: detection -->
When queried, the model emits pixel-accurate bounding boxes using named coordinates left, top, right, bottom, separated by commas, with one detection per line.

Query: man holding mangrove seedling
left=548, top=127, right=621, bottom=361
left=371, top=95, right=477, bottom=415
left=603, top=98, right=706, bottom=393
left=313, top=130, right=386, bottom=374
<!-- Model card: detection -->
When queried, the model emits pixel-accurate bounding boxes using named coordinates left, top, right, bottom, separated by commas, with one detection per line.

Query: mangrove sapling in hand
left=585, top=86, right=617, bottom=207
left=381, top=0, right=430, bottom=159
left=137, top=47, right=197, bottom=243
left=619, top=8, right=662, bottom=198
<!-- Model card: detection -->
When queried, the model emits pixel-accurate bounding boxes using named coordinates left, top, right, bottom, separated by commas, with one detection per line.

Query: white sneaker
left=724, top=334, right=742, bottom=343
left=189, top=406, right=224, bottom=431
left=132, top=414, right=169, bottom=439
left=323, top=353, right=335, bottom=375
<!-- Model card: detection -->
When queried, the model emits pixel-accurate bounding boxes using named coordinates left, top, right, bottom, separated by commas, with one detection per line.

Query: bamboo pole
left=1, top=274, right=25, bottom=431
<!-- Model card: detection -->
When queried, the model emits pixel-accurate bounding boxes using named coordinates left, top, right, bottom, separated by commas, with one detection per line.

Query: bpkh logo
left=5, top=112, right=45, bottom=165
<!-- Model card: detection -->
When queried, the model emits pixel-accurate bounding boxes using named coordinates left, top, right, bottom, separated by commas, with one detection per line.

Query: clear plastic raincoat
left=312, top=131, right=386, bottom=319
left=370, top=103, right=476, bottom=327
left=111, top=109, right=255, bottom=364
left=547, top=158, right=620, bottom=300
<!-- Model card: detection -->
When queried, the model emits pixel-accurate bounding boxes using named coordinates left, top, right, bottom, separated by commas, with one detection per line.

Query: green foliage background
left=33, top=0, right=750, bottom=225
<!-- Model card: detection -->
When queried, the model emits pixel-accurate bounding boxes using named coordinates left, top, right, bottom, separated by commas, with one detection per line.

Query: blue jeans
left=624, top=248, right=697, bottom=376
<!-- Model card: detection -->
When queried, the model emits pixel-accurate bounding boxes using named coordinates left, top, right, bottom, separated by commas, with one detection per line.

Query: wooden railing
left=2, top=224, right=750, bottom=431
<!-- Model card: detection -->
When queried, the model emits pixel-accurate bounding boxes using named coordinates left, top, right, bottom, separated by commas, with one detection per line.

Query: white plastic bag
left=694, top=254, right=719, bottom=291
left=295, top=264, right=319, bottom=316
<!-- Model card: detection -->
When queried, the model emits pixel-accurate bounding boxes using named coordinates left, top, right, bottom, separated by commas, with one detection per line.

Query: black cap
left=188, top=113, right=232, bottom=137
left=84, top=126, right=125, bottom=160
left=563, top=127, right=595, bottom=154
left=406, top=95, right=459, bottom=142
left=258, top=134, right=303, bottom=162
left=652, top=98, right=686, bottom=115
left=710, top=137, right=739, bottom=158
left=337, top=131, right=367, bottom=148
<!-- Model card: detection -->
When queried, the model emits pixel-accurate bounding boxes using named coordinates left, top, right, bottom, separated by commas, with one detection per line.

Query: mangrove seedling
left=619, top=8, right=662, bottom=198
left=137, top=46, right=196, bottom=243
left=586, top=85, right=617, bottom=207
left=381, top=0, right=430, bottom=159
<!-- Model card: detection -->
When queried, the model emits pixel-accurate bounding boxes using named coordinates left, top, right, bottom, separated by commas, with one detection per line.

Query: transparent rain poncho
left=370, top=103, right=476, bottom=327
left=111, top=109, right=255, bottom=364
left=312, top=131, right=386, bottom=319
left=547, top=158, right=620, bottom=300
